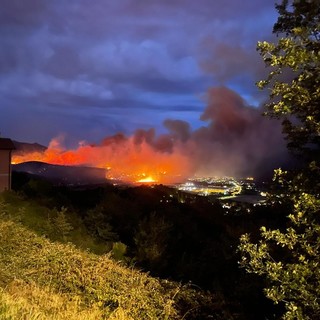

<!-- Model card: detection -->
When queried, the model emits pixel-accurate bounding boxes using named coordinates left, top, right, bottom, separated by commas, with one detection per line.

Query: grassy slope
left=0, top=192, right=223, bottom=320
left=0, top=219, right=182, bottom=319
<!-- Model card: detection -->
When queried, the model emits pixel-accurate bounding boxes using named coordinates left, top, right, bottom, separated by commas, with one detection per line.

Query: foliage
left=134, top=212, right=172, bottom=269
left=257, top=0, right=320, bottom=158
left=240, top=1, right=320, bottom=319
left=50, top=206, right=74, bottom=240
left=0, top=218, right=180, bottom=319
left=0, top=192, right=232, bottom=319
left=239, top=168, right=320, bottom=319
left=0, top=280, right=104, bottom=320
left=85, top=208, right=119, bottom=242
left=8, top=175, right=289, bottom=318
left=0, top=191, right=110, bottom=254
left=111, top=242, right=128, bottom=262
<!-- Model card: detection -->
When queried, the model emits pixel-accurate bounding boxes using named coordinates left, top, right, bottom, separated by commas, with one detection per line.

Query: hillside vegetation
left=0, top=220, right=176, bottom=319
left=0, top=190, right=224, bottom=320
left=2, top=172, right=286, bottom=319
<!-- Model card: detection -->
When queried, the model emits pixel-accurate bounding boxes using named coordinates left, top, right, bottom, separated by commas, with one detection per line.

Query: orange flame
left=136, top=176, right=157, bottom=184
left=13, top=136, right=192, bottom=184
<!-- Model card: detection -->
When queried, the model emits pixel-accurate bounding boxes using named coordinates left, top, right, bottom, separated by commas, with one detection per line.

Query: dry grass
left=0, top=219, right=179, bottom=319
left=0, top=280, right=103, bottom=320
left=0, top=192, right=224, bottom=320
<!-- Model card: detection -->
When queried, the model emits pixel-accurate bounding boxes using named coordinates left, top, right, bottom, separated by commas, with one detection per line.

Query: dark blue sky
left=0, top=0, right=278, bottom=147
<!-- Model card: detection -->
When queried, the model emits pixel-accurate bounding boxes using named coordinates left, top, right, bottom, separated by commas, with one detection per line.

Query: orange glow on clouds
left=12, top=136, right=191, bottom=184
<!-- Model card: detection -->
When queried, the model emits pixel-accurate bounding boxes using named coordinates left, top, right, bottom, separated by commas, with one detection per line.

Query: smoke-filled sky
left=2, top=0, right=289, bottom=179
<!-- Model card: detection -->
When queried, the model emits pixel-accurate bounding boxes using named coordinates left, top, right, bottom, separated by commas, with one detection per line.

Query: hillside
left=0, top=221, right=176, bottom=319
left=12, top=140, right=47, bottom=155
left=1, top=172, right=288, bottom=319
left=0, top=191, right=224, bottom=320
left=13, top=161, right=108, bottom=185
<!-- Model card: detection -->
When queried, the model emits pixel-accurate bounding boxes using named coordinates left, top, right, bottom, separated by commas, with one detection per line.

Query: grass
left=0, top=280, right=104, bottom=320
left=0, top=191, right=109, bottom=254
left=0, top=191, right=178, bottom=319
left=0, top=218, right=180, bottom=319
left=0, top=191, right=228, bottom=319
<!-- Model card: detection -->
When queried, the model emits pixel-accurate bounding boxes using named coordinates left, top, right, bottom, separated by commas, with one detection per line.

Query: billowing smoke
left=13, top=87, right=288, bottom=182
left=191, top=87, right=287, bottom=177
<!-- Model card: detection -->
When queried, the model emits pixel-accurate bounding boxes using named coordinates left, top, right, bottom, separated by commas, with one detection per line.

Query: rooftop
left=0, top=138, right=15, bottom=150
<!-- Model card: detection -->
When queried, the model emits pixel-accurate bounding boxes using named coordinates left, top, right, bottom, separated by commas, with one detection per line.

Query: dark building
left=0, top=138, right=15, bottom=192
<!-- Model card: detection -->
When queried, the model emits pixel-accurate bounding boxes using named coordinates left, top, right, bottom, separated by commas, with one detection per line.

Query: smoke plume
left=13, top=87, right=288, bottom=183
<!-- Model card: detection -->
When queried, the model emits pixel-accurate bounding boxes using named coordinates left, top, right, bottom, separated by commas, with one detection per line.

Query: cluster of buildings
left=176, top=176, right=243, bottom=196
left=174, top=176, right=267, bottom=207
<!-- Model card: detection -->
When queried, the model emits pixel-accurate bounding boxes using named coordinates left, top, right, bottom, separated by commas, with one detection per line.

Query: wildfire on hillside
left=12, top=136, right=191, bottom=184
left=12, top=87, right=288, bottom=183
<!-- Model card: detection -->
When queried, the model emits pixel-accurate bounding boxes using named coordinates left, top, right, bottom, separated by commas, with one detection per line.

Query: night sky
left=0, top=0, right=278, bottom=145
left=1, top=0, right=288, bottom=179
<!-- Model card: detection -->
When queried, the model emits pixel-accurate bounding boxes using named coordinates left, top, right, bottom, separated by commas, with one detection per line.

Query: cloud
left=0, top=0, right=278, bottom=150
left=0, top=0, right=47, bottom=28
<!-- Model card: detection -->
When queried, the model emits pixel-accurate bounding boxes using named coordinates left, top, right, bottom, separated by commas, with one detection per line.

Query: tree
left=257, top=0, right=320, bottom=159
left=51, top=207, right=74, bottom=240
left=134, top=212, right=172, bottom=270
left=239, top=1, right=320, bottom=319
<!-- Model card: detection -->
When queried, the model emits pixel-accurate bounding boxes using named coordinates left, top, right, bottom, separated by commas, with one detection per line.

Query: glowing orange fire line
left=12, top=137, right=192, bottom=184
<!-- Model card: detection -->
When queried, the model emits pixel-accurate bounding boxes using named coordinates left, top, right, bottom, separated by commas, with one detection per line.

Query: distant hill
left=12, top=140, right=47, bottom=155
left=13, top=161, right=108, bottom=186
